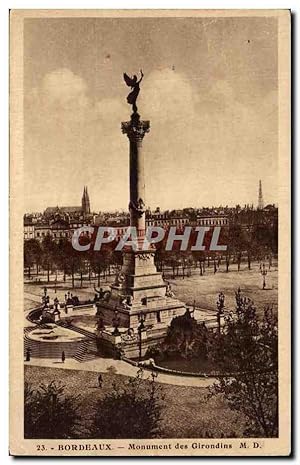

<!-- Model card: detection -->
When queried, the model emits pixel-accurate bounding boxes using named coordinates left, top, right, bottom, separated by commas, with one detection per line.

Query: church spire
left=82, top=186, right=91, bottom=215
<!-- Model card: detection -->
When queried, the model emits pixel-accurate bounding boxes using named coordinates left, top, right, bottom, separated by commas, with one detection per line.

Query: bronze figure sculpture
left=123, top=69, right=144, bottom=113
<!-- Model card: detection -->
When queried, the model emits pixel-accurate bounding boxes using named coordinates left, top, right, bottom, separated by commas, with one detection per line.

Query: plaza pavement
left=24, top=291, right=44, bottom=304
left=24, top=357, right=216, bottom=388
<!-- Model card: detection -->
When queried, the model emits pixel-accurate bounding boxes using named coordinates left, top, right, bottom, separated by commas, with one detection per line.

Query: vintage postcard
left=10, top=9, right=291, bottom=456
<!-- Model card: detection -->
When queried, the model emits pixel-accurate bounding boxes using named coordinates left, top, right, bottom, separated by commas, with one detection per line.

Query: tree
left=192, top=251, right=206, bottom=276
left=220, top=225, right=244, bottom=273
left=229, top=224, right=245, bottom=271
left=24, top=239, right=42, bottom=278
left=209, top=291, right=278, bottom=437
left=112, top=249, right=123, bottom=275
left=24, top=242, right=34, bottom=279
left=100, top=245, right=114, bottom=279
left=155, top=247, right=168, bottom=273
left=242, top=228, right=258, bottom=270
left=89, top=250, right=108, bottom=288
left=178, top=251, right=194, bottom=279
left=89, top=369, right=163, bottom=439
left=24, top=381, right=82, bottom=439
left=164, top=252, right=181, bottom=279
left=56, top=238, right=71, bottom=282
left=74, top=235, right=90, bottom=287
left=61, top=240, right=83, bottom=288
left=41, top=235, right=57, bottom=282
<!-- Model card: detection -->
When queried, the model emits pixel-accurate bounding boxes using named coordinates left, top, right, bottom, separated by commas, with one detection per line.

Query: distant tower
left=258, top=180, right=264, bottom=210
left=81, top=186, right=91, bottom=215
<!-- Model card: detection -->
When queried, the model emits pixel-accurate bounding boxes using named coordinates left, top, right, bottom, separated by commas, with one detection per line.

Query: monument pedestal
left=97, top=248, right=186, bottom=330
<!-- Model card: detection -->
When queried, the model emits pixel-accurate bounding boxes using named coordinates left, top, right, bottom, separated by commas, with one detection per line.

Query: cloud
left=140, top=68, right=196, bottom=122
left=26, top=70, right=90, bottom=135
left=41, top=68, right=88, bottom=105
left=24, top=67, right=278, bottom=212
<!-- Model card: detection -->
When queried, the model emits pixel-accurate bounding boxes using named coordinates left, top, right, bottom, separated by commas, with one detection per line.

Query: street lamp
left=216, top=292, right=225, bottom=333
left=260, top=263, right=268, bottom=290
left=138, top=311, right=146, bottom=361
left=54, top=271, right=57, bottom=294
left=112, top=310, right=121, bottom=336
left=42, top=287, right=49, bottom=306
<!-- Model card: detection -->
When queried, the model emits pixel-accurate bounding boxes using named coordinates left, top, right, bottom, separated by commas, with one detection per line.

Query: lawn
left=24, top=365, right=247, bottom=439
left=24, top=261, right=277, bottom=317
left=167, top=261, right=278, bottom=316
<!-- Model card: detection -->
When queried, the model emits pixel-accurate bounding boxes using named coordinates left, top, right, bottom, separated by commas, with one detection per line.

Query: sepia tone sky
left=24, top=16, right=278, bottom=213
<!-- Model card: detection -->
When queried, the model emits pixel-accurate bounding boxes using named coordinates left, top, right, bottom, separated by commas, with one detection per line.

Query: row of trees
left=24, top=236, right=122, bottom=287
left=24, top=220, right=277, bottom=285
left=155, top=222, right=277, bottom=277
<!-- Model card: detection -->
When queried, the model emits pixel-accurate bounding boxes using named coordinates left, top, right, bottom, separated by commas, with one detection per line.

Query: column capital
left=121, top=113, right=150, bottom=142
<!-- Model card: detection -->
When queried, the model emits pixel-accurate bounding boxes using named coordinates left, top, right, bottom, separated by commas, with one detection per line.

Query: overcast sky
left=24, top=16, right=278, bottom=213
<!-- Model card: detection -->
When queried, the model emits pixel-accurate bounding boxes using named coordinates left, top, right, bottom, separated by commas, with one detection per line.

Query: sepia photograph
left=9, top=9, right=290, bottom=456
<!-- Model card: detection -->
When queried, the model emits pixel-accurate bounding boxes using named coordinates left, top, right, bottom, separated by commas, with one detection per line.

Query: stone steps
left=73, top=339, right=98, bottom=362
left=24, top=320, right=98, bottom=362
left=23, top=331, right=88, bottom=360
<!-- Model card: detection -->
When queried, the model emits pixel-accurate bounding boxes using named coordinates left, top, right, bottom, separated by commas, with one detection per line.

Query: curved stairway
left=24, top=322, right=98, bottom=362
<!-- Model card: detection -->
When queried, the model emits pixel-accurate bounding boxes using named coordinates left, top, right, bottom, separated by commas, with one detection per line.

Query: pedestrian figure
left=25, top=347, right=31, bottom=362
left=98, top=373, right=103, bottom=388
left=61, top=351, right=65, bottom=363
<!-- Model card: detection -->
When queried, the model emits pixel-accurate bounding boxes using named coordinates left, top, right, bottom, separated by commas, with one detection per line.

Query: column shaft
left=129, top=139, right=145, bottom=239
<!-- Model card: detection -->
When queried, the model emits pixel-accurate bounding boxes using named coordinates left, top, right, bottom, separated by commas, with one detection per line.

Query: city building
left=24, top=186, right=93, bottom=242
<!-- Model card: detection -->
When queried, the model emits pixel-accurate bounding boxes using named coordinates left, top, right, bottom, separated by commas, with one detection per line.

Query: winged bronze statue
left=123, top=69, right=144, bottom=113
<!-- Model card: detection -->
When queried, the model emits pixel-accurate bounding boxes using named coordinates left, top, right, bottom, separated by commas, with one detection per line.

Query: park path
left=24, top=291, right=43, bottom=304
left=25, top=357, right=216, bottom=388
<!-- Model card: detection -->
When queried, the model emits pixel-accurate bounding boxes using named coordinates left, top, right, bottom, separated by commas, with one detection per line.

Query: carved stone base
left=112, top=249, right=167, bottom=303
left=96, top=297, right=186, bottom=331
left=98, top=248, right=186, bottom=335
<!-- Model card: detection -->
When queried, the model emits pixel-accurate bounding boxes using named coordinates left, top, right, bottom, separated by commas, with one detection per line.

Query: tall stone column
left=96, top=109, right=185, bottom=334
left=122, top=113, right=150, bottom=247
